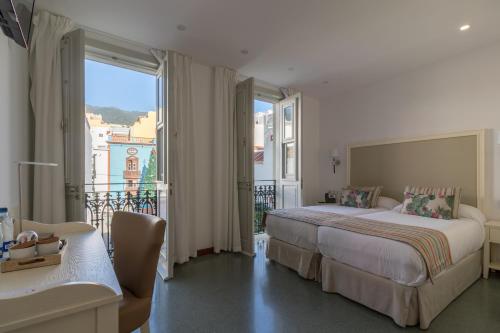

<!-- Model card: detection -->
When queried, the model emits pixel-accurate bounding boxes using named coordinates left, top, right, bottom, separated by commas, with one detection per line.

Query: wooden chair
left=111, top=211, right=166, bottom=333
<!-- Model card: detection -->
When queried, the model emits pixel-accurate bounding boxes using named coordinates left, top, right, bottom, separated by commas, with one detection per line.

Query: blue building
left=108, top=137, right=156, bottom=193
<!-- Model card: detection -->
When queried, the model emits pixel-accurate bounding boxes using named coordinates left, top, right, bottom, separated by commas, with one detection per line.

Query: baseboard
left=197, top=247, right=214, bottom=256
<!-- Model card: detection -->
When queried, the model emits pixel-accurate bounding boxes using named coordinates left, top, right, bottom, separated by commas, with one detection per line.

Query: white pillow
left=458, top=204, right=487, bottom=224
left=392, top=204, right=403, bottom=212
left=377, top=196, right=401, bottom=210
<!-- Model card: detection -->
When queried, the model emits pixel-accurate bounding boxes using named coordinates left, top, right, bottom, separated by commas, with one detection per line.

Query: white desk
left=0, top=222, right=122, bottom=333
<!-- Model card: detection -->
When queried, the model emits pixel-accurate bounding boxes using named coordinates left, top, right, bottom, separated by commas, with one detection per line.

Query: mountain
left=86, top=105, right=149, bottom=126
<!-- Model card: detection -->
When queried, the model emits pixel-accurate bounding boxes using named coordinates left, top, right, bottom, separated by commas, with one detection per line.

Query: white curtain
left=212, top=67, right=241, bottom=253
left=169, top=51, right=197, bottom=264
left=29, top=11, right=73, bottom=223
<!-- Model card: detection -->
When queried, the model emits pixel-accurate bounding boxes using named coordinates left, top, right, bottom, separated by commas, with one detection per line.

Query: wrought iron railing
left=254, top=180, right=276, bottom=234
left=84, top=183, right=159, bottom=256
left=85, top=180, right=274, bottom=254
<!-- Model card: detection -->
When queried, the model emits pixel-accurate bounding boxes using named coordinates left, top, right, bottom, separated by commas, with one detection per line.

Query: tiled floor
left=146, top=242, right=500, bottom=332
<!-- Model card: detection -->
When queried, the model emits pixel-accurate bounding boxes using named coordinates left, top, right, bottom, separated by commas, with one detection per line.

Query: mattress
left=317, top=210, right=485, bottom=286
left=265, top=204, right=387, bottom=252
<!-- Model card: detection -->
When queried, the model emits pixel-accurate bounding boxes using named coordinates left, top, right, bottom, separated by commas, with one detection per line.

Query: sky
left=255, top=100, right=273, bottom=113
left=85, top=59, right=156, bottom=112
left=85, top=58, right=273, bottom=114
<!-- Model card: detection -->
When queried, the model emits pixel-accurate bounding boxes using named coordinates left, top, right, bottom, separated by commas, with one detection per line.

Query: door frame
left=65, top=33, right=173, bottom=277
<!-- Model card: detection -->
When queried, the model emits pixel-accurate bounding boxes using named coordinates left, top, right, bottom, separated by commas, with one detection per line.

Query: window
left=84, top=58, right=156, bottom=192
left=126, top=156, right=138, bottom=171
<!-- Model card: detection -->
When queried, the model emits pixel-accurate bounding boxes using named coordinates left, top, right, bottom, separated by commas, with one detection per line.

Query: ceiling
left=37, top=0, right=500, bottom=100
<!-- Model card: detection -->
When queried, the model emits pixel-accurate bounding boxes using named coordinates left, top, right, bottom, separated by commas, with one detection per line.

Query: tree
left=142, top=149, right=157, bottom=191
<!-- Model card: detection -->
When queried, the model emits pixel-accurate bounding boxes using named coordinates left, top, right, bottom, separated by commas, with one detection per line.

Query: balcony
left=84, top=180, right=276, bottom=255
left=254, top=180, right=276, bottom=234
left=84, top=183, right=159, bottom=256
left=123, top=170, right=140, bottom=179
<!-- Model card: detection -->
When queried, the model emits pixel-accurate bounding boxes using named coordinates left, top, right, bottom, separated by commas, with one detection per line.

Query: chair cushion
left=119, top=287, right=152, bottom=333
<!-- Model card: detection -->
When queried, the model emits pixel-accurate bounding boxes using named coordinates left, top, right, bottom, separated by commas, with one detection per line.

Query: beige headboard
left=348, top=131, right=485, bottom=208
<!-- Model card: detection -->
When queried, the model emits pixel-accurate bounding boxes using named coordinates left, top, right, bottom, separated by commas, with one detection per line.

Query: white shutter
left=275, top=93, right=302, bottom=208
left=155, top=54, right=175, bottom=279
left=236, top=78, right=255, bottom=256
left=61, top=29, right=86, bottom=221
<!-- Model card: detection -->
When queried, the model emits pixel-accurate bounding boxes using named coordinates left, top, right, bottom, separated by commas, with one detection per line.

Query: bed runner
left=266, top=208, right=452, bottom=280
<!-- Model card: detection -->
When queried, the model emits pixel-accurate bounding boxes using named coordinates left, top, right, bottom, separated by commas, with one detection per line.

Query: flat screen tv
left=0, top=0, right=35, bottom=48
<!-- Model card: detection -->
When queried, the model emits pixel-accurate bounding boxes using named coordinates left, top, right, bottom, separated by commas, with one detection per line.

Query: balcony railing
left=85, top=180, right=275, bottom=256
left=254, top=180, right=276, bottom=234
left=84, top=183, right=159, bottom=256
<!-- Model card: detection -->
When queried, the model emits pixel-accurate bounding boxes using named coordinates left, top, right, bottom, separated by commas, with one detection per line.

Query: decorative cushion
left=403, top=186, right=461, bottom=218
left=340, top=188, right=372, bottom=208
left=347, top=185, right=383, bottom=208
left=401, top=192, right=454, bottom=220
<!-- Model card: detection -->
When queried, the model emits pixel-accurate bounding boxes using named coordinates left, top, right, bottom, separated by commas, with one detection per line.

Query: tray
left=1, top=239, right=67, bottom=273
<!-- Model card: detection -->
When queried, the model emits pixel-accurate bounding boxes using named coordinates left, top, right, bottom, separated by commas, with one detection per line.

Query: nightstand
left=483, top=221, right=500, bottom=279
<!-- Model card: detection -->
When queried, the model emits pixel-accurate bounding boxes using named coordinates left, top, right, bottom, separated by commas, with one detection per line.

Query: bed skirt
left=321, top=250, right=481, bottom=329
left=266, top=237, right=322, bottom=281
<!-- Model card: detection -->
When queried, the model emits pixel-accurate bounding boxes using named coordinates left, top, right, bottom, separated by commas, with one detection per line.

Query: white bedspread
left=317, top=210, right=485, bottom=286
left=265, top=205, right=387, bottom=252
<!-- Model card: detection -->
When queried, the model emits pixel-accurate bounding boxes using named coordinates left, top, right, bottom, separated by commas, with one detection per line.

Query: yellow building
left=86, top=112, right=108, bottom=128
left=130, top=111, right=156, bottom=140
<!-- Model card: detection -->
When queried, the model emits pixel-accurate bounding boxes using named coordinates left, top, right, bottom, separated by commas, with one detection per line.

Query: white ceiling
left=37, top=0, right=500, bottom=100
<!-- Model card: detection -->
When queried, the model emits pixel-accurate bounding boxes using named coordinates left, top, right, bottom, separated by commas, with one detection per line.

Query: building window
left=126, top=156, right=138, bottom=171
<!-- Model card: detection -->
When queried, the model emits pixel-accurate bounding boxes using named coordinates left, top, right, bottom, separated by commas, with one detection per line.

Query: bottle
left=0, top=208, right=14, bottom=257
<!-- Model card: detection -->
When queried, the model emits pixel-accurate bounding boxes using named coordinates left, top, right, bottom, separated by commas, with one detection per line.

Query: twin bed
left=265, top=130, right=487, bottom=329
left=266, top=201, right=485, bottom=329
left=265, top=203, right=390, bottom=280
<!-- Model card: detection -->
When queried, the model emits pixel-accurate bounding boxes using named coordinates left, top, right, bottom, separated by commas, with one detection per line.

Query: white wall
left=0, top=35, right=32, bottom=218
left=319, top=41, right=500, bottom=219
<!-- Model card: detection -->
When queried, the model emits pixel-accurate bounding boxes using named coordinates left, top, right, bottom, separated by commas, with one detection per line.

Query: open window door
left=275, top=93, right=302, bottom=208
left=236, top=78, right=255, bottom=256
left=155, top=53, right=175, bottom=280
left=62, top=29, right=86, bottom=221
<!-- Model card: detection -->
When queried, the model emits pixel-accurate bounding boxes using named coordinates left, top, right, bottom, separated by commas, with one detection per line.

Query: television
left=0, top=0, right=35, bottom=48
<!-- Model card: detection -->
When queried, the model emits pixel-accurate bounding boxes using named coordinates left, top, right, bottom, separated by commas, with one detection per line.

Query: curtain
left=29, top=11, right=73, bottom=223
left=169, top=51, right=197, bottom=264
left=212, top=67, right=241, bottom=253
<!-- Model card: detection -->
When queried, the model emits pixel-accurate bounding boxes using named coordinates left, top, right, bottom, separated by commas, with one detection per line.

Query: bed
left=318, top=209, right=485, bottom=286
left=265, top=203, right=391, bottom=280
left=319, top=208, right=485, bottom=329
left=316, top=130, right=487, bottom=329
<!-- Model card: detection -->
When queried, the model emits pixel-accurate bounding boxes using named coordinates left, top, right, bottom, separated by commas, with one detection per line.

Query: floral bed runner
left=266, top=208, right=452, bottom=280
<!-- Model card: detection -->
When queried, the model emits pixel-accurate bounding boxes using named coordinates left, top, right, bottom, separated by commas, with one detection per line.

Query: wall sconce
left=330, top=148, right=341, bottom=174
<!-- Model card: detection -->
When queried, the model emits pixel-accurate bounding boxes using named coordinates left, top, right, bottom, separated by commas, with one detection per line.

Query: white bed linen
left=265, top=205, right=387, bottom=252
left=317, top=210, right=485, bottom=286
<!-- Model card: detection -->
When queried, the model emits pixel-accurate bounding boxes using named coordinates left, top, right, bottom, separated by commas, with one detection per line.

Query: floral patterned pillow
left=403, top=186, right=461, bottom=218
left=401, top=192, right=454, bottom=220
left=347, top=185, right=383, bottom=208
left=339, top=189, right=372, bottom=208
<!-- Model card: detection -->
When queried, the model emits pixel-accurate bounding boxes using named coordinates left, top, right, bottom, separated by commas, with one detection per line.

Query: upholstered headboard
left=348, top=131, right=485, bottom=208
